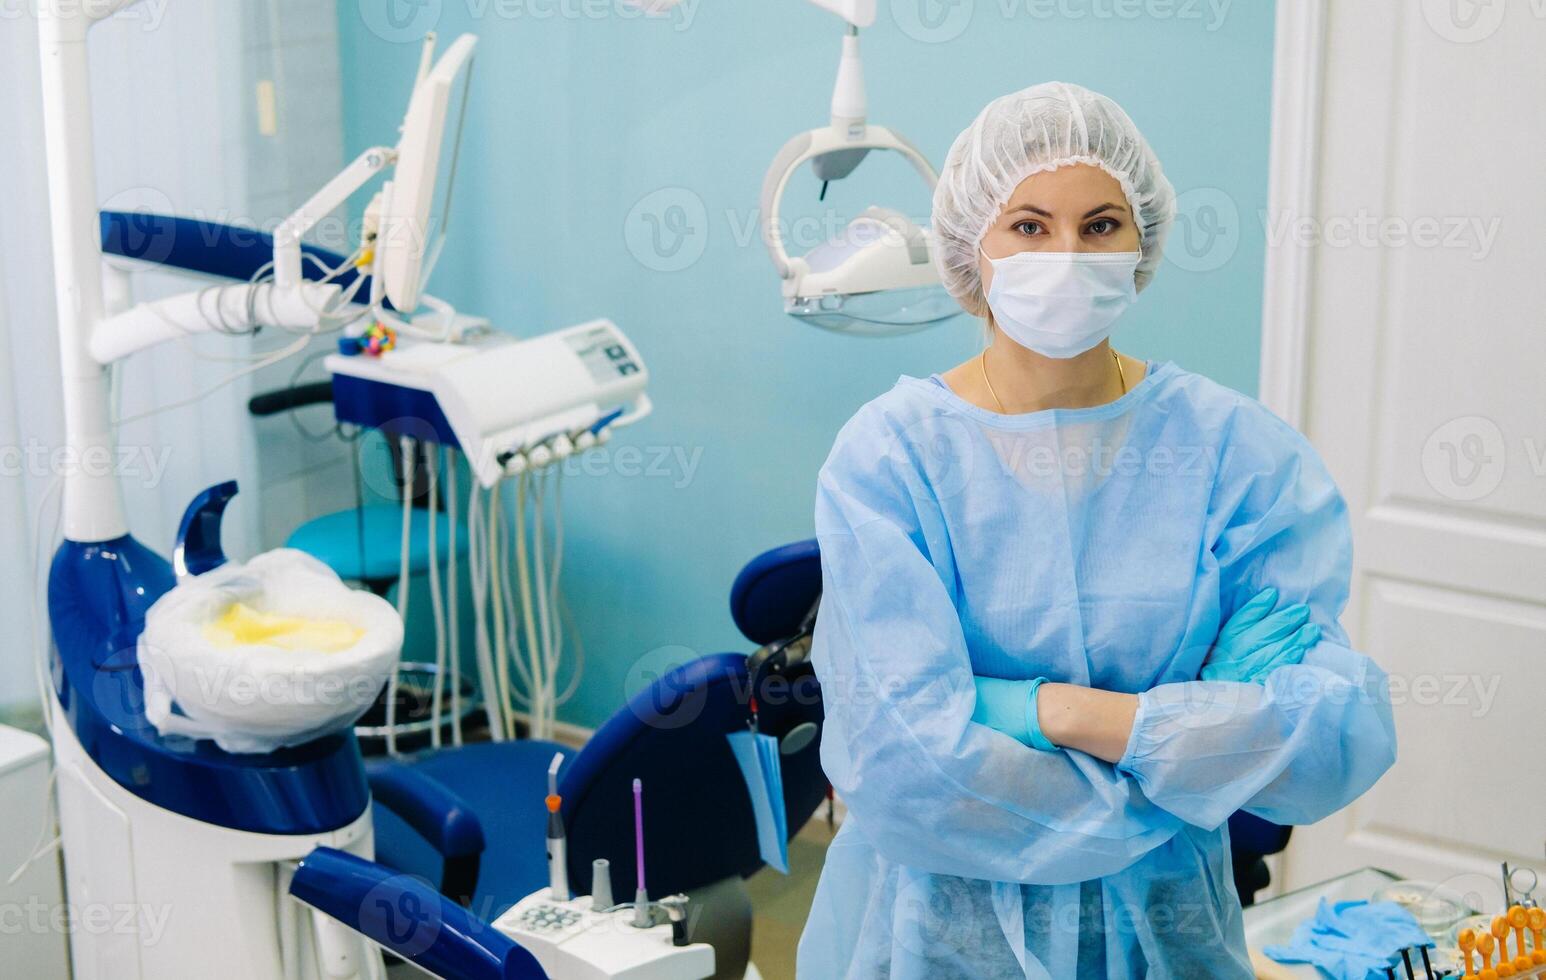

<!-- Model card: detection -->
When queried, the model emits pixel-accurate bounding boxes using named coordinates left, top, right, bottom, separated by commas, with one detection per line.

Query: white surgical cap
left=932, top=81, right=1177, bottom=317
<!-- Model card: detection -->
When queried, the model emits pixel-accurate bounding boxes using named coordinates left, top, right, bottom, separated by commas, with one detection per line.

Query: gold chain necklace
left=979, top=348, right=1126, bottom=414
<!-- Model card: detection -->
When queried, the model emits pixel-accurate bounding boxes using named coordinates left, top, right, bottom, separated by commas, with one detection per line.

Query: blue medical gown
left=796, top=362, right=1396, bottom=979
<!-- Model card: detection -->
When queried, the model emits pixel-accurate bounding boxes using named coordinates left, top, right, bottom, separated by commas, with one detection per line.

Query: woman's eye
left=1086, top=217, right=1120, bottom=236
left=1013, top=220, right=1044, bottom=236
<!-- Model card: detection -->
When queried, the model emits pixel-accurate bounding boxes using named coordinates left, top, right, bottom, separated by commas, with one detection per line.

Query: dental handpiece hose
left=546, top=752, right=568, bottom=901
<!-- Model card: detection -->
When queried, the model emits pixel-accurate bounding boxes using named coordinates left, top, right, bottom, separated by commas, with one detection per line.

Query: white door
left=1260, top=0, right=1546, bottom=911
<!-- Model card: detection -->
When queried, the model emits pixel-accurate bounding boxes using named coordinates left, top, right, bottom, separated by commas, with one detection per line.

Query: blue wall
left=338, top=0, right=1277, bottom=727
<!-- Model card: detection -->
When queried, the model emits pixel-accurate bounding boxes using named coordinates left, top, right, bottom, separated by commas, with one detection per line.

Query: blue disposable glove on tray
left=1263, top=899, right=1433, bottom=980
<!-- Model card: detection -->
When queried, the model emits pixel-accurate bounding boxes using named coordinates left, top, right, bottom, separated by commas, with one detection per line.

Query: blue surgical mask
left=980, top=249, right=1141, bottom=359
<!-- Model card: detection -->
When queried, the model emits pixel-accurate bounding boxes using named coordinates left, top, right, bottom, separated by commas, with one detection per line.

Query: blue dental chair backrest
left=559, top=539, right=826, bottom=902
left=730, top=538, right=822, bottom=646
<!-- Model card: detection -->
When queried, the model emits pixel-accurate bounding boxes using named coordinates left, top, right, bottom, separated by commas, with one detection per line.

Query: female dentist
left=796, top=82, right=1397, bottom=978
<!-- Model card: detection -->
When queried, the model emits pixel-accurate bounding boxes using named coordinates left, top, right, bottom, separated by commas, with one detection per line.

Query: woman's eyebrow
left=1003, top=202, right=1129, bottom=219
left=1082, top=202, right=1128, bottom=218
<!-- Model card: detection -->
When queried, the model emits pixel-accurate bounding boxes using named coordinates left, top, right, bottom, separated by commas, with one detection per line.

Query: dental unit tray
left=494, top=889, right=714, bottom=980
left=328, top=319, right=652, bottom=486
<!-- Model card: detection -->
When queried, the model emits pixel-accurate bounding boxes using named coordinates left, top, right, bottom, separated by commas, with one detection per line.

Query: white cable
left=313, top=273, right=370, bottom=334
left=370, top=290, right=457, bottom=342
left=546, top=476, right=567, bottom=710
left=544, top=469, right=563, bottom=696
left=487, top=482, right=505, bottom=734
left=445, top=454, right=462, bottom=746
left=476, top=483, right=507, bottom=740
left=512, top=472, right=546, bottom=737
left=425, top=444, right=446, bottom=749
left=28, top=476, right=63, bottom=739
left=305, top=247, right=367, bottom=286
left=502, top=476, right=537, bottom=710
left=529, top=473, right=554, bottom=738
left=550, top=471, right=583, bottom=707
left=489, top=483, right=519, bottom=737
left=5, top=807, right=60, bottom=887
left=112, top=330, right=311, bottom=427
left=386, top=436, right=416, bottom=757
left=463, top=479, right=504, bottom=741
left=557, top=591, right=587, bottom=708
left=136, top=248, right=364, bottom=364
left=504, top=479, right=532, bottom=734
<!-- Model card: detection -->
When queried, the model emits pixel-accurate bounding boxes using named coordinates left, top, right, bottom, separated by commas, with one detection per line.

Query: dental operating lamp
left=759, top=0, right=961, bottom=335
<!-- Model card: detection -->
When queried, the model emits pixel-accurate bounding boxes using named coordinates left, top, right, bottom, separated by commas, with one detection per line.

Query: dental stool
left=370, top=539, right=827, bottom=980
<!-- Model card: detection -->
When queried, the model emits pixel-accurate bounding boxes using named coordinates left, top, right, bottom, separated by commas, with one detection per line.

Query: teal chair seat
left=285, top=505, right=469, bottom=585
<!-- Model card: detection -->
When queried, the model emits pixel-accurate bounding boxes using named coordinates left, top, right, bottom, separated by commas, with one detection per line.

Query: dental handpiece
left=546, top=752, right=569, bottom=901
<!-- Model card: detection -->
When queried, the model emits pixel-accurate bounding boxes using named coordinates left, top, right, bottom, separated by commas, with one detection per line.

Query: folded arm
left=1112, top=408, right=1397, bottom=829
left=976, top=589, right=1321, bottom=764
left=1117, top=638, right=1394, bottom=828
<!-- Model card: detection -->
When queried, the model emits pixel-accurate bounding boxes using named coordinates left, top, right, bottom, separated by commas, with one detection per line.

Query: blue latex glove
left=1201, top=586, right=1321, bottom=684
left=971, top=676, right=1057, bottom=751
left=1263, top=899, right=1432, bottom=980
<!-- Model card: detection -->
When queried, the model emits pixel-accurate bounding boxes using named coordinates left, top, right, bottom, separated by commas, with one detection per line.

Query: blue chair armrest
left=290, top=847, right=545, bottom=980
left=371, top=764, right=486, bottom=860
left=370, top=763, right=486, bottom=904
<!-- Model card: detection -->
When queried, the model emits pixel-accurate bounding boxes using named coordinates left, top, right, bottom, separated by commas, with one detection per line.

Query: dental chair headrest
left=729, top=538, right=821, bottom=646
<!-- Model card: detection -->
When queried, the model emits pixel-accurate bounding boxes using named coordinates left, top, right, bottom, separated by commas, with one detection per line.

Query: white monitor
left=379, top=33, right=477, bottom=314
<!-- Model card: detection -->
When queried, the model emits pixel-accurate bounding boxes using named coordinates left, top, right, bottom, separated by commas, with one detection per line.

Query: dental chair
left=368, top=539, right=828, bottom=979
